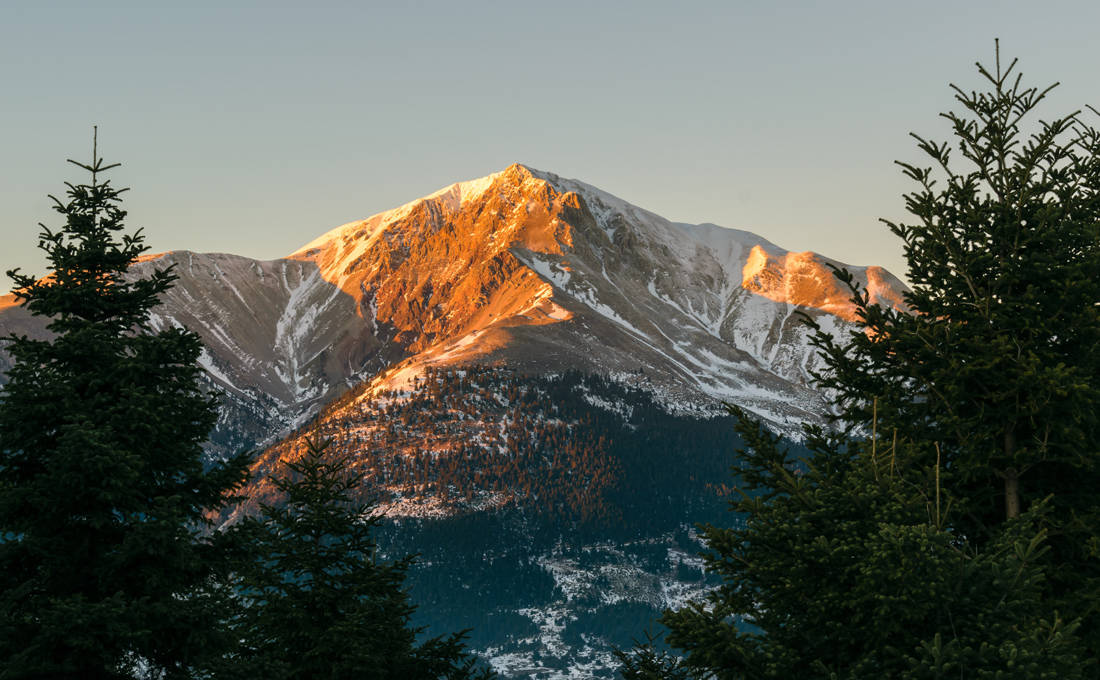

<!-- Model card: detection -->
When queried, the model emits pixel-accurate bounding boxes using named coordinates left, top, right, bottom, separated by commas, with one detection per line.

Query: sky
left=3, top=0, right=1099, bottom=289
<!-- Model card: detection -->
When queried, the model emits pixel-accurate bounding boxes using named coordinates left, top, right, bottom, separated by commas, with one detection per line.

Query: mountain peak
left=292, top=163, right=548, bottom=258
left=500, top=161, right=538, bottom=180
left=270, top=165, right=906, bottom=434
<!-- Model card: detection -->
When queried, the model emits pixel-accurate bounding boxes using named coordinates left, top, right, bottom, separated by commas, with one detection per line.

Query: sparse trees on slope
left=0, top=135, right=250, bottom=678
left=224, top=437, right=494, bottom=680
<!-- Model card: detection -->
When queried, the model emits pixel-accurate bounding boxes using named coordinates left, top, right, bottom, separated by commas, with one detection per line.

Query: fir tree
left=805, top=42, right=1100, bottom=651
left=223, top=437, right=494, bottom=680
left=0, top=132, right=250, bottom=678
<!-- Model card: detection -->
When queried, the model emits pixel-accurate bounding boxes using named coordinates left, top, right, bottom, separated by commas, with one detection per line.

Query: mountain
left=286, top=164, right=903, bottom=432
left=0, top=163, right=906, bottom=677
left=2, top=163, right=903, bottom=449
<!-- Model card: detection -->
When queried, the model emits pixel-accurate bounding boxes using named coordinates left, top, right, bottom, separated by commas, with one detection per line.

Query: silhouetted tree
left=0, top=132, right=250, bottom=678
left=659, top=409, right=1084, bottom=678
left=806, top=41, right=1100, bottom=653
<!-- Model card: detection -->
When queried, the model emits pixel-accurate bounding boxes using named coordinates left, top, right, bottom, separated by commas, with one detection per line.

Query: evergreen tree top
left=7, top=127, right=176, bottom=334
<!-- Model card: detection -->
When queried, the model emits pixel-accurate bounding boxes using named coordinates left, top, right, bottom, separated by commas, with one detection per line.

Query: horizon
left=4, top=1, right=1100, bottom=287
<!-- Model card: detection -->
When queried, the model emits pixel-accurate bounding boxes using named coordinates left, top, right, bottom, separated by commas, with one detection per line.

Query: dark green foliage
left=0, top=137, right=250, bottom=678
left=614, top=631, right=692, bottom=680
left=659, top=408, right=1084, bottom=679
left=224, top=438, right=493, bottom=680
left=805, top=45, right=1100, bottom=651
left=396, top=524, right=558, bottom=649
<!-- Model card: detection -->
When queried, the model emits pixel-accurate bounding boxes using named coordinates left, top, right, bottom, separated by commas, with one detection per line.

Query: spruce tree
left=614, top=631, right=692, bottom=680
left=804, top=42, right=1100, bottom=651
left=224, top=437, right=494, bottom=680
left=0, top=133, right=250, bottom=678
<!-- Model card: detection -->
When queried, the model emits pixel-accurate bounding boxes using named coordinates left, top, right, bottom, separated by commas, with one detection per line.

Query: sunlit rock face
left=0, top=163, right=907, bottom=456
left=741, top=244, right=906, bottom=320
left=291, top=164, right=577, bottom=358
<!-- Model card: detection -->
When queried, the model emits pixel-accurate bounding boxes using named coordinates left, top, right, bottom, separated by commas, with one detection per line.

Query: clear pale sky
left=3, top=1, right=1099, bottom=288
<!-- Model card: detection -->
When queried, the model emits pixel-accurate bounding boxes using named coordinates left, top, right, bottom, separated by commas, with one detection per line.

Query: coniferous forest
left=2, top=45, right=1100, bottom=679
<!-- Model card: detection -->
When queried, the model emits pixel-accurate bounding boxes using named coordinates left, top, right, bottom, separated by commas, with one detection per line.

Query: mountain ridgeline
left=0, top=163, right=905, bottom=677
left=2, top=163, right=905, bottom=457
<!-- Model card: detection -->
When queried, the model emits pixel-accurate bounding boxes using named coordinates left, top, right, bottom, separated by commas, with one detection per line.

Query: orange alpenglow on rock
left=741, top=245, right=906, bottom=321
left=289, top=164, right=577, bottom=363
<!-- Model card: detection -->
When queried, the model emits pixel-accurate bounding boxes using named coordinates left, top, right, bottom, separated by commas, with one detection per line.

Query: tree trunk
left=1004, top=468, right=1020, bottom=520
left=1003, top=430, right=1020, bottom=520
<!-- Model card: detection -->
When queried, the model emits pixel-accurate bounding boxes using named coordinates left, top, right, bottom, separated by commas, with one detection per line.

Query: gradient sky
left=3, top=1, right=1099, bottom=289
